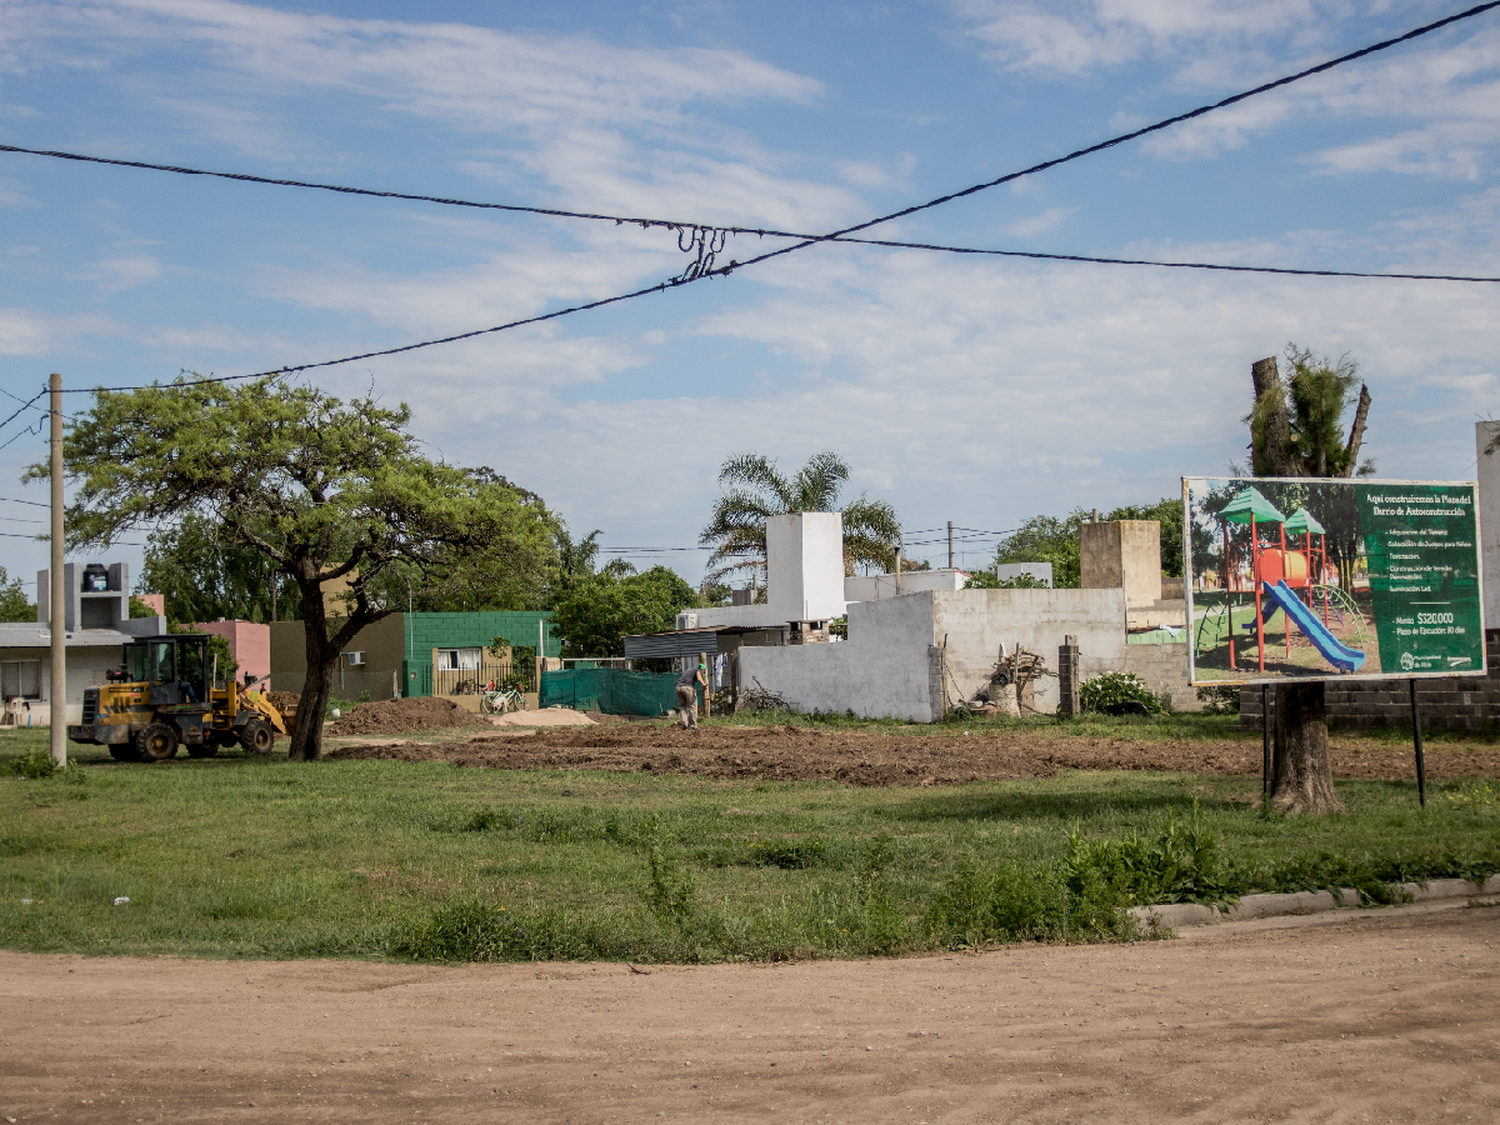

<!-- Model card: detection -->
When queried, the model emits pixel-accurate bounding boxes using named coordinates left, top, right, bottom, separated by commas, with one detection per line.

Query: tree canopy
left=0, top=565, right=33, bottom=622
left=549, top=565, right=698, bottom=657
left=700, top=450, right=901, bottom=582
left=1249, top=345, right=1372, bottom=478
left=37, top=375, right=556, bottom=759
left=979, top=498, right=1189, bottom=587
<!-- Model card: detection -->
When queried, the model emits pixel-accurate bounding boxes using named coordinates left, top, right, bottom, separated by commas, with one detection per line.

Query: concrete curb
left=1129, top=874, right=1500, bottom=931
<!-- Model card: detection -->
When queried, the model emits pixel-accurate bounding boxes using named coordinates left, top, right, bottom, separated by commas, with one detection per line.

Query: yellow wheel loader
left=68, top=633, right=288, bottom=762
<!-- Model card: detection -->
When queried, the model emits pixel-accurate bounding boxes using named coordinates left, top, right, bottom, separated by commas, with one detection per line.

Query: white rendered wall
left=1480, top=422, right=1499, bottom=630
left=767, top=511, right=846, bottom=622
left=738, top=587, right=1130, bottom=721
left=3, top=645, right=120, bottom=725
left=844, top=568, right=969, bottom=603
left=738, top=592, right=942, bottom=722
left=695, top=512, right=847, bottom=630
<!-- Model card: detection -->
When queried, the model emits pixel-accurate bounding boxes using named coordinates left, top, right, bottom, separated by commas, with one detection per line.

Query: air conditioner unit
left=345, top=651, right=366, bottom=667
left=677, top=613, right=698, bottom=630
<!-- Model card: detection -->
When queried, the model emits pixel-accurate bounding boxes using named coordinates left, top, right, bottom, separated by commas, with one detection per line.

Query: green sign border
left=1183, top=477, right=1486, bottom=686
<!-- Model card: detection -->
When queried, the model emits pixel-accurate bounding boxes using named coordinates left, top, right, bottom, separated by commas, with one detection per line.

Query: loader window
left=146, top=641, right=175, bottom=686
left=178, top=641, right=207, bottom=703
left=125, top=644, right=150, bottom=683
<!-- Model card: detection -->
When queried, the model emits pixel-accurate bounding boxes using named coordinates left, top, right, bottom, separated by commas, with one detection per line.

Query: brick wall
left=1240, top=629, right=1500, bottom=733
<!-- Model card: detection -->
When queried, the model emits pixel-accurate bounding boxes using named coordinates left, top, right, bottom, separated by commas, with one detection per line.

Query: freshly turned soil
left=325, top=723, right=1500, bottom=785
left=325, top=696, right=486, bottom=737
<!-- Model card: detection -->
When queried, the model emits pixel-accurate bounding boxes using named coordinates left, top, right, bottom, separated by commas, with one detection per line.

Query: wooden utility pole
left=49, top=373, right=66, bottom=768
left=947, top=521, right=953, bottom=569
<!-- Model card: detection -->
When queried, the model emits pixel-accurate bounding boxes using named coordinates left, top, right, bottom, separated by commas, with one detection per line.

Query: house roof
left=0, top=623, right=135, bottom=649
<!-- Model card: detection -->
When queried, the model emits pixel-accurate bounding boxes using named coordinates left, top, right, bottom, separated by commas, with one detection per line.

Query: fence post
left=1057, top=635, right=1081, bottom=717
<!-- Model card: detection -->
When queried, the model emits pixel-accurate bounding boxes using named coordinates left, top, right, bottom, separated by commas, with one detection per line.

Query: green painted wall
left=400, top=611, right=557, bottom=697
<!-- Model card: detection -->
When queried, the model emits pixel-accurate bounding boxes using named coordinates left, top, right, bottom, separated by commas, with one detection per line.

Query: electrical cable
left=693, top=1, right=1500, bottom=278
left=30, top=2, right=1500, bottom=395
left=2, top=2, right=1493, bottom=258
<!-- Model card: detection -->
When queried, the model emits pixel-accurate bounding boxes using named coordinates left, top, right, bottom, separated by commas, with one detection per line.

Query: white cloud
left=0, top=307, right=117, bottom=354
left=1006, top=206, right=1078, bottom=238
left=71, top=253, right=168, bottom=293
left=947, top=0, right=1324, bottom=77
left=8, top=0, right=822, bottom=132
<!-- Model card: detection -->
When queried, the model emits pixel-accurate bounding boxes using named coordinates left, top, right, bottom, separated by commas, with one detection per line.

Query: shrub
left=1080, top=671, right=1163, bottom=716
left=8, top=748, right=56, bottom=779
left=1195, top=684, right=1241, bottom=715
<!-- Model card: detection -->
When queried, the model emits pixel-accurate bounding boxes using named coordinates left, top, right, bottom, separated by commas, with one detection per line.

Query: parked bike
left=479, top=686, right=527, bottom=714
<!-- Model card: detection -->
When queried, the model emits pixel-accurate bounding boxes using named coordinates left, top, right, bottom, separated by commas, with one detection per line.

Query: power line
left=4, top=3, right=1493, bottom=253
left=701, top=1, right=1500, bottom=278
left=26, top=2, right=1500, bottom=397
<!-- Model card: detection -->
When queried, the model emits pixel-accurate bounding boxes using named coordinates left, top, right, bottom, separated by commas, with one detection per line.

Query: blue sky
left=1, top=0, right=1498, bottom=593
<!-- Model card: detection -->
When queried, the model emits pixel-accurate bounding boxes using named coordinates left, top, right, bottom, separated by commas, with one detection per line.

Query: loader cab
left=126, top=635, right=210, bottom=708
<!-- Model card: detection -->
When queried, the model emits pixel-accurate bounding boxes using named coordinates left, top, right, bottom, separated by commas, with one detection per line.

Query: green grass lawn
left=1, top=725, right=1496, bottom=964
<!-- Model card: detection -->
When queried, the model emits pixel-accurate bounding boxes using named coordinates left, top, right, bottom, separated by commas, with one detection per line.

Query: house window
left=436, top=648, right=482, bottom=671
left=2, top=660, right=41, bottom=699
left=344, top=651, right=367, bottom=667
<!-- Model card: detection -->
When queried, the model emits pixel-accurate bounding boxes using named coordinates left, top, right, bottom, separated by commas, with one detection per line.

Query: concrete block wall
left=738, top=587, right=1131, bottom=722
left=932, top=588, right=1128, bottom=715
left=1081, top=520, right=1161, bottom=609
left=1123, top=643, right=1203, bottom=713
left=738, top=591, right=941, bottom=721
left=1239, top=629, right=1500, bottom=733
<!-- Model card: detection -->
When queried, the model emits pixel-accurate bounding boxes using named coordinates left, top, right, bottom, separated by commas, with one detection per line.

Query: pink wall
left=189, top=621, right=271, bottom=685
left=136, top=593, right=165, bottom=615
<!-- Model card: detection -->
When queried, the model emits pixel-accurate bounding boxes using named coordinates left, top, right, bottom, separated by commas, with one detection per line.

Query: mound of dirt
left=326, top=696, right=486, bottom=737
left=263, top=691, right=299, bottom=718
left=326, top=724, right=1500, bottom=787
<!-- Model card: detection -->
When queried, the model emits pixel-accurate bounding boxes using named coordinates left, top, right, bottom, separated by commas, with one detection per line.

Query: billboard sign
left=1183, top=477, right=1485, bottom=685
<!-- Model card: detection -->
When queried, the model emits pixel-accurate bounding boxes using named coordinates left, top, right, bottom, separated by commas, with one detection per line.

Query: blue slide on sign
left=1245, top=580, right=1366, bottom=673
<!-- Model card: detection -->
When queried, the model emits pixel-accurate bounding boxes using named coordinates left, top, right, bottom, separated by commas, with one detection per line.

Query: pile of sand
left=326, top=696, right=486, bottom=737
left=488, top=708, right=597, bottom=728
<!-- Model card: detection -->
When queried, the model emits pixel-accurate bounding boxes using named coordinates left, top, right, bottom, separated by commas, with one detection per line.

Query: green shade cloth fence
left=540, top=668, right=681, bottom=717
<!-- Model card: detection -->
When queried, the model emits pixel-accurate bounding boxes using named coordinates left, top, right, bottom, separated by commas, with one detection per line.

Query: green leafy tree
left=991, top=511, right=1086, bottom=588
left=0, top=566, right=34, bottom=622
left=37, top=375, right=556, bottom=761
left=1104, top=498, right=1184, bottom=578
left=1249, top=345, right=1373, bottom=478
left=549, top=566, right=699, bottom=657
left=700, top=450, right=901, bottom=582
left=140, top=511, right=295, bottom=623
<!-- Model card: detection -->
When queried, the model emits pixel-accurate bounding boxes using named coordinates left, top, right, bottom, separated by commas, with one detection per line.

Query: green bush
left=1080, top=671, right=1163, bottom=716
left=1063, top=802, right=1239, bottom=907
left=1195, top=684, right=1241, bottom=715
left=7, top=748, right=56, bottom=779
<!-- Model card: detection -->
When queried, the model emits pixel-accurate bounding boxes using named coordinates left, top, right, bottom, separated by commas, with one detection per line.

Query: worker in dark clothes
left=676, top=660, right=706, bottom=730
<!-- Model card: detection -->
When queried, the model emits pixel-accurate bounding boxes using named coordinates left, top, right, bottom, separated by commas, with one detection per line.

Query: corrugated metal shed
left=623, top=627, right=721, bottom=659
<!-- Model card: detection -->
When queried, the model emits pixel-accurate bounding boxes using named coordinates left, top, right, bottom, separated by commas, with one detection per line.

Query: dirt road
left=327, top=723, right=1500, bottom=787
left=4, top=902, right=1496, bottom=1123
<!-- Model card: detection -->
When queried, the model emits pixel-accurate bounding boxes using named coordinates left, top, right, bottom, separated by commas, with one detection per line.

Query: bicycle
left=479, top=686, right=528, bottom=714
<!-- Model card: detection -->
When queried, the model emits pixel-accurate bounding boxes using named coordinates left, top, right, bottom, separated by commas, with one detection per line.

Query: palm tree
left=699, top=450, right=902, bottom=583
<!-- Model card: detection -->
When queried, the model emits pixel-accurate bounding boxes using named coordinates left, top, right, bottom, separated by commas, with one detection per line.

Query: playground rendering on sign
left=1183, top=477, right=1485, bottom=685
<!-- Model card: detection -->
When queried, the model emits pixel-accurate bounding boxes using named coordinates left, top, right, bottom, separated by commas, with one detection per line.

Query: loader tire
left=135, top=723, right=179, bottom=763
left=238, top=718, right=274, bottom=756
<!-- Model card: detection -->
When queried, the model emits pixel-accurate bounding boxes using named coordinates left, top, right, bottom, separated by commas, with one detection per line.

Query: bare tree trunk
left=1270, top=683, right=1345, bottom=813
left=1250, top=356, right=1301, bottom=477
left=1341, top=384, right=1371, bottom=476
